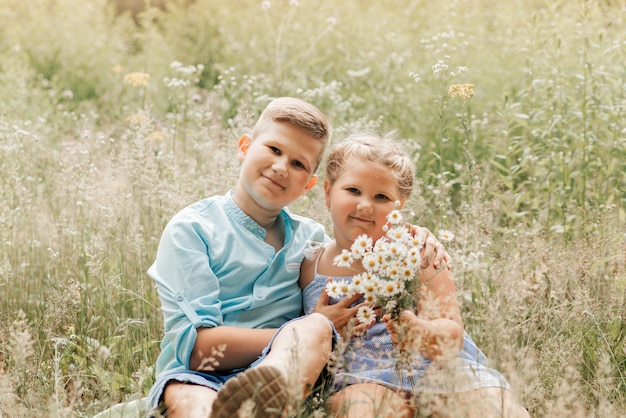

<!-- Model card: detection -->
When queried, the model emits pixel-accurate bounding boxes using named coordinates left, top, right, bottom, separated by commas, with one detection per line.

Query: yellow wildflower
left=123, top=72, right=150, bottom=87
left=126, top=113, right=149, bottom=125
left=448, top=83, right=475, bottom=99
left=147, top=131, right=167, bottom=143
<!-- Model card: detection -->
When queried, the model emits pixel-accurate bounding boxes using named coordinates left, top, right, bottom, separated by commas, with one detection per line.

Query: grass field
left=0, top=0, right=624, bottom=416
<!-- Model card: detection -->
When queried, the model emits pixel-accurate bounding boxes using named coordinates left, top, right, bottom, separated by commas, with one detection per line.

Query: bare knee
left=285, top=312, right=332, bottom=349
left=162, top=381, right=217, bottom=418
left=450, top=387, right=530, bottom=418
left=331, top=383, right=412, bottom=418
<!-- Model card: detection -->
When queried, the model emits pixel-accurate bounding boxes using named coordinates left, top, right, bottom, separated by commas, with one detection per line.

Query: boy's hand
left=409, top=225, right=451, bottom=270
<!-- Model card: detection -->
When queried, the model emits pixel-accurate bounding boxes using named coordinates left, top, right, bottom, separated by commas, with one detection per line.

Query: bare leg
left=161, top=381, right=217, bottom=418
left=460, top=387, right=530, bottom=418
left=211, top=313, right=333, bottom=417
left=419, top=387, right=530, bottom=418
left=257, top=312, right=333, bottom=397
left=331, top=383, right=413, bottom=418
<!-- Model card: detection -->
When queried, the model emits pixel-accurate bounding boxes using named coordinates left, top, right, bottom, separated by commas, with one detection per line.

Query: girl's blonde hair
left=325, top=132, right=414, bottom=200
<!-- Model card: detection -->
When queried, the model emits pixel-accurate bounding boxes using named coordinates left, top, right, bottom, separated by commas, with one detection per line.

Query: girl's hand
left=312, top=279, right=379, bottom=339
left=383, top=311, right=420, bottom=351
left=312, top=283, right=364, bottom=330
left=409, top=225, right=451, bottom=270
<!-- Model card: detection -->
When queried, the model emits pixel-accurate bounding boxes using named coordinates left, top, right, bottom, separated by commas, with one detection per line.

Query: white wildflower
left=356, top=305, right=376, bottom=325
left=438, top=229, right=455, bottom=242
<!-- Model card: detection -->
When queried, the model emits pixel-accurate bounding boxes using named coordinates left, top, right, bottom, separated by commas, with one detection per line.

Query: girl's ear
left=237, top=135, right=251, bottom=160
left=323, top=179, right=331, bottom=210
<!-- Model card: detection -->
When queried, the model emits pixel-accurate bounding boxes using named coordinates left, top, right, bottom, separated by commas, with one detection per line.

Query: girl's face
left=325, top=158, right=404, bottom=250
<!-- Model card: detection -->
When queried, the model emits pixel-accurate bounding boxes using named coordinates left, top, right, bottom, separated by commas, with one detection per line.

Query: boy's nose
left=272, top=158, right=288, bottom=175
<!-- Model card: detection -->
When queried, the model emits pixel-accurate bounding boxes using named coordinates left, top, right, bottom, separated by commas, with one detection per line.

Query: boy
left=147, top=97, right=447, bottom=417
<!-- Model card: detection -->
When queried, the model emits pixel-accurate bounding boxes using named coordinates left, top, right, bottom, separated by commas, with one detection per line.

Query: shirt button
left=177, top=295, right=184, bottom=302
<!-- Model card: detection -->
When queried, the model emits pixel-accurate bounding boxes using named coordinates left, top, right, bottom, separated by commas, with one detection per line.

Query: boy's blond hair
left=325, top=132, right=414, bottom=200
left=252, top=97, right=331, bottom=170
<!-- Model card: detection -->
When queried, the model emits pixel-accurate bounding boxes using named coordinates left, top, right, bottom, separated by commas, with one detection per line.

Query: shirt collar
left=224, top=191, right=300, bottom=237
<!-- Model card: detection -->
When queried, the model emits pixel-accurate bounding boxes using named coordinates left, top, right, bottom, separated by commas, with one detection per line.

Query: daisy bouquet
left=325, top=206, right=424, bottom=325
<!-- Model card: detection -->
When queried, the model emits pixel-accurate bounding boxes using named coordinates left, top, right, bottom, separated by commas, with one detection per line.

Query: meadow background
left=0, top=0, right=625, bottom=416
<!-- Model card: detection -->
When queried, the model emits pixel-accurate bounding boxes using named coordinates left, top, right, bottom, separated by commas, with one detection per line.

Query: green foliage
left=0, top=0, right=625, bottom=416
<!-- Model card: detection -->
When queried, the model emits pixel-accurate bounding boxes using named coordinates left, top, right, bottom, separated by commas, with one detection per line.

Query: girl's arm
left=385, top=262, right=464, bottom=360
left=300, top=257, right=365, bottom=331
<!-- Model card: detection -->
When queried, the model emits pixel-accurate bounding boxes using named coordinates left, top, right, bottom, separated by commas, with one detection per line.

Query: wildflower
left=334, top=249, right=353, bottom=267
left=327, top=17, right=337, bottom=26
left=447, top=83, right=475, bottom=99
left=147, top=131, right=167, bottom=143
left=432, top=60, right=449, bottom=79
left=325, top=280, right=345, bottom=299
left=111, top=64, right=123, bottom=74
left=387, top=209, right=403, bottom=224
left=123, top=72, right=150, bottom=87
left=126, top=113, right=149, bottom=125
left=60, top=89, right=74, bottom=100
left=261, top=1, right=271, bottom=10
left=438, top=229, right=455, bottom=242
left=362, top=253, right=381, bottom=272
left=356, top=305, right=376, bottom=325
left=408, top=71, right=421, bottom=83
left=327, top=207, right=425, bottom=324
left=350, top=234, right=373, bottom=256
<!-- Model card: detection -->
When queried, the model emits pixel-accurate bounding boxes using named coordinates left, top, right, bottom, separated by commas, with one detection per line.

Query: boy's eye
left=292, top=160, right=306, bottom=169
left=347, top=187, right=360, bottom=194
left=269, top=146, right=280, bottom=154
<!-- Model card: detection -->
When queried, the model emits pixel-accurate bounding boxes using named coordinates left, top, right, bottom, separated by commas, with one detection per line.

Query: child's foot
left=211, top=366, right=288, bottom=418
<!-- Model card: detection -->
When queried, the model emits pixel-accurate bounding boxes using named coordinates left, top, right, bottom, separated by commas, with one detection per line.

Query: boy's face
left=324, top=158, right=404, bottom=249
left=235, top=121, right=323, bottom=214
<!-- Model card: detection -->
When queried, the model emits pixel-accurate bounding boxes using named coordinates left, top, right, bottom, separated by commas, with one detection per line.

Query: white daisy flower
left=356, top=305, right=376, bottom=325
left=386, top=209, right=404, bottom=225
left=361, top=253, right=381, bottom=273
left=325, top=280, right=345, bottom=299
left=350, top=234, right=373, bottom=256
left=387, top=225, right=410, bottom=241
left=438, top=229, right=455, bottom=242
left=334, top=249, right=353, bottom=267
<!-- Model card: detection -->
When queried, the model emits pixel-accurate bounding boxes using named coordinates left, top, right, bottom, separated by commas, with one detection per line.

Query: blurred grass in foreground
left=0, top=0, right=624, bottom=416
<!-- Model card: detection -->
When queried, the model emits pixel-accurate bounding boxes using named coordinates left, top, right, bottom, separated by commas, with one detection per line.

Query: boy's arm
left=410, top=225, right=451, bottom=269
left=191, top=326, right=277, bottom=371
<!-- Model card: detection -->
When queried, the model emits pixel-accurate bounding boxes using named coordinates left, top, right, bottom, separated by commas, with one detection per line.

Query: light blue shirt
left=148, top=191, right=328, bottom=375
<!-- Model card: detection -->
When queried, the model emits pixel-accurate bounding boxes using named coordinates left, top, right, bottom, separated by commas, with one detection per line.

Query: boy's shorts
left=146, top=315, right=337, bottom=411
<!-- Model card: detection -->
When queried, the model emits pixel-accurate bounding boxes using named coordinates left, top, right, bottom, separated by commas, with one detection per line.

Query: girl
left=300, top=133, right=530, bottom=418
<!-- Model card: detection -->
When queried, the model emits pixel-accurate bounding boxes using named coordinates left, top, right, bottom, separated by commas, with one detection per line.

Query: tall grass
left=0, top=0, right=624, bottom=416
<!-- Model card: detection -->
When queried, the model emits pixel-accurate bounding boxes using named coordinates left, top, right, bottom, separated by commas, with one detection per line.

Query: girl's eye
left=376, top=194, right=390, bottom=200
left=292, top=160, right=305, bottom=169
left=269, top=146, right=280, bottom=154
left=347, top=187, right=360, bottom=194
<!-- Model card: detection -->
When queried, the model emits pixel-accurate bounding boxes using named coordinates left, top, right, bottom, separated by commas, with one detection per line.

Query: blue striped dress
left=302, top=258, right=512, bottom=394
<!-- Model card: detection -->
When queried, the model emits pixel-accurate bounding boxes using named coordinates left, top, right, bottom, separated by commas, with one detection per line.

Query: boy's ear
left=238, top=135, right=251, bottom=160
left=304, top=175, right=318, bottom=192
